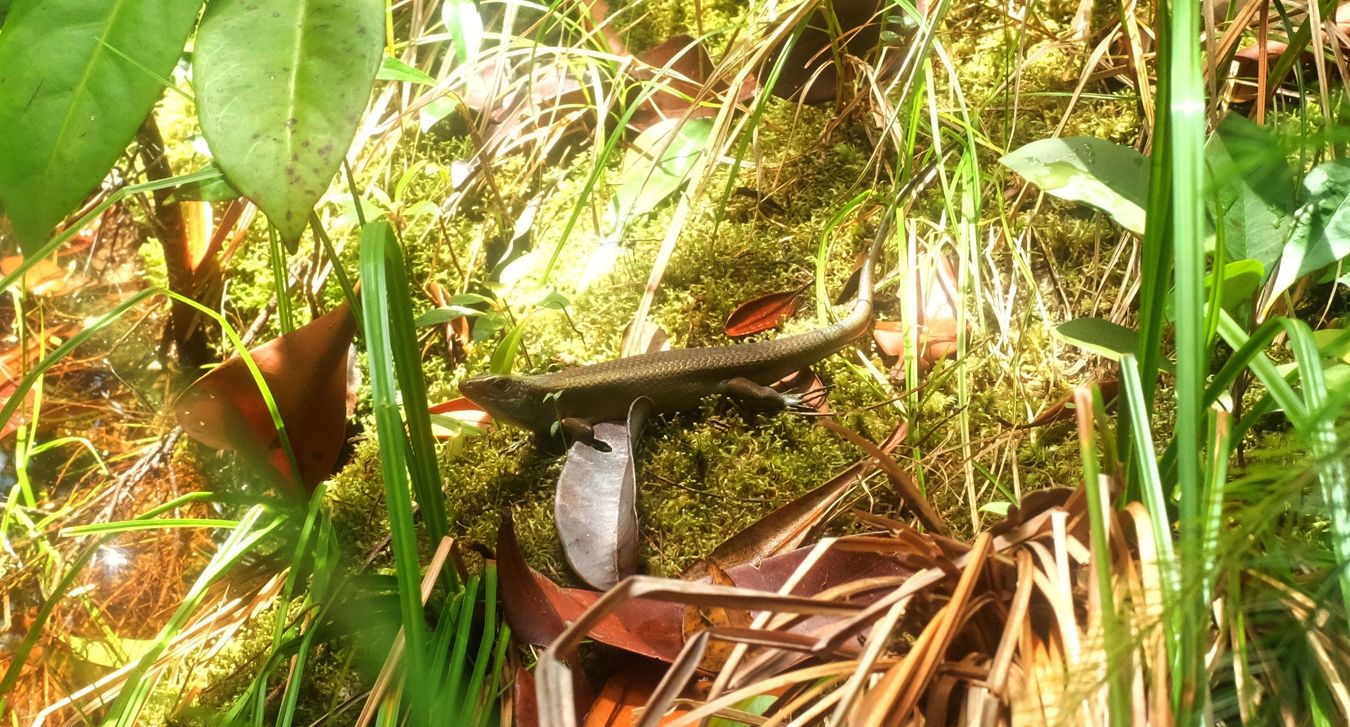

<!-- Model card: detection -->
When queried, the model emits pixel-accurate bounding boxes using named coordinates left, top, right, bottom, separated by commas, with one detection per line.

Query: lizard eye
left=491, top=378, right=512, bottom=393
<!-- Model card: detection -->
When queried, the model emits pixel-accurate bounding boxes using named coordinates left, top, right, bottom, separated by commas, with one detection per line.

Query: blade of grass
left=103, top=506, right=280, bottom=724
left=1162, top=0, right=1209, bottom=710
left=1073, top=385, right=1131, bottom=724
left=358, top=220, right=436, bottom=722
left=1118, top=355, right=1180, bottom=663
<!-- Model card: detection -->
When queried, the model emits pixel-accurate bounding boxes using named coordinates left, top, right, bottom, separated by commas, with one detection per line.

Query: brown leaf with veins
left=724, top=288, right=803, bottom=338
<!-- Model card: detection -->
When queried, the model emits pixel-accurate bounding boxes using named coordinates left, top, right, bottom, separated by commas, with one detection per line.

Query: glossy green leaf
left=1000, top=137, right=1150, bottom=235
left=195, top=0, right=384, bottom=247
left=378, top=56, right=435, bottom=86
left=1054, top=317, right=1176, bottom=374
left=1205, top=115, right=1295, bottom=275
left=610, top=118, right=714, bottom=228
left=1313, top=328, right=1350, bottom=362
left=488, top=318, right=529, bottom=374
left=441, top=0, right=483, bottom=65
left=415, top=305, right=483, bottom=327
left=0, top=0, right=203, bottom=253
left=1211, top=258, right=1264, bottom=312
left=1270, top=160, right=1350, bottom=301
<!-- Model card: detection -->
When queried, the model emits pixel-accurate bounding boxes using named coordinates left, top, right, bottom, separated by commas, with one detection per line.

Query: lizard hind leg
left=722, top=377, right=790, bottom=413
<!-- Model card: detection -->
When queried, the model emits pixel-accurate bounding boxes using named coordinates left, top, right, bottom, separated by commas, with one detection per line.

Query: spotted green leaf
left=195, top=0, right=384, bottom=248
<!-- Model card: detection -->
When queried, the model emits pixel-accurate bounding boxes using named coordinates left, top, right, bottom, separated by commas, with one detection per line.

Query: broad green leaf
left=1270, top=160, right=1350, bottom=302
left=1178, top=258, right=1263, bottom=316
left=1205, top=115, right=1295, bottom=275
left=415, top=305, right=483, bottom=327
left=0, top=0, right=203, bottom=253
left=377, top=56, right=435, bottom=86
left=610, top=118, right=714, bottom=229
left=1213, top=258, right=1265, bottom=311
left=1313, top=328, right=1350, bottom=363
left=441, top=0, right=484, bottom=65
left=1054, top=317, right=1176, bottom=374
left=1000, top=137, right=1150, bottom=235
left=489, top=317, right=529, bottom=374
left=195, top=0, right=384, bottom=248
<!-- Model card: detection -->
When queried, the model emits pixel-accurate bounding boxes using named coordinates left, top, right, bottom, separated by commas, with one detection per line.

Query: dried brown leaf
left=724, top=289, right=802, bottom=338
left=682, top=423, right=908, bottom=580
left=173, top=302, right=356, bottom=494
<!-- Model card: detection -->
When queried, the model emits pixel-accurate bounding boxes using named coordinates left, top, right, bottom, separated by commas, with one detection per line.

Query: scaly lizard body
left=459, top=222, right=886, bottom=438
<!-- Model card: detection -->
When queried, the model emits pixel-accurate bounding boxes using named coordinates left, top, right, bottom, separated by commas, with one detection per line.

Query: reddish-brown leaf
left=511, top=666, right=540, bottom=727
left=627, top=35, right=757, bottom=132
left=428, top=396, right=494, bottom=437
left=582, top=661, right=688, bottom=727
left=872, top=320, right=905, bottom=358
left=767, top=0, right=905, bottom=104
left=496, top=512, right=686, bottom=661
left=682, top=562, right=752, bottom=673
left=173, top=302, right=356, bottom=494
left=724, top=289, right=802, bottom=338
left=496, top=512, right=571, bottom=646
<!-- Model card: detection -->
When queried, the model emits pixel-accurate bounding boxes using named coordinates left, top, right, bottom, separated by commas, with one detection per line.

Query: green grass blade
left=358, top=221, right=433, bottom=721
left=103, top=507, right=280, bottom=724
left=1118, top=355, right=1180, bottom=665
left=1162, top=0, right=1210, bottom=708
left=1073, top=386, right=1131, bottom=723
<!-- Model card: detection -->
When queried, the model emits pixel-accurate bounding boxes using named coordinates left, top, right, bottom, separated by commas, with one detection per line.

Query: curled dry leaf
left=496, top=511, right=685, bottom=661
left=872, top=251, right=962, bottom=374
left=724, top=288, right=802, bottom=338
left=535, top=482, right=1164, bottom=727
left=916, top=250, right=960, bottom=362
left=511, top=666, right=540, bottom=727
left=767, top=0, right=910, bottom=104
left=555, top=398, right=653, bottom=589
left=582, top=661, right=689, bottom=727
left=871, top=319, right=905, bottom=358
left=620, top=318, right=670, bottom=356
left=173, top=302, right=357, bottom=494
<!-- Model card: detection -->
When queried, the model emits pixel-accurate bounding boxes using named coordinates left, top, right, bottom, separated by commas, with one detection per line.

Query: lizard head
left=458, top=374, right=558, bottom=435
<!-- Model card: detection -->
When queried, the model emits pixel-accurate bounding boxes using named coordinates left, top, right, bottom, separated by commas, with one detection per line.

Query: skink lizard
left=459, top=218, right=888, bottom=440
